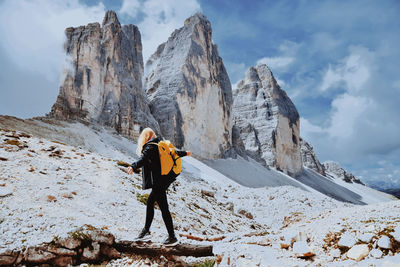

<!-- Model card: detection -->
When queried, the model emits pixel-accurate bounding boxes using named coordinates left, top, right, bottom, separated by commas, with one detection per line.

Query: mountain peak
left=184, top=12, right=210, bottom=26
left=102, top=10, right=120, bottom=27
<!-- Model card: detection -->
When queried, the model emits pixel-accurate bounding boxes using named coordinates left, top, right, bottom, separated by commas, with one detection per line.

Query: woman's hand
left=187, top=151, right=192, bottom=156
left=128, top=166, right=134, bottom=175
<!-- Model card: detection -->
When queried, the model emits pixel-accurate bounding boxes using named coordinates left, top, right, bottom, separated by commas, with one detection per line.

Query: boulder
left=392, top=225, right=400, bottom=243
left=145, top=13, right=233, bottom=159
left=58, top=236, right=82, bottom=250
left=370, top=248, right=383, bottom=259
left=52, top=256, right=75, bottom=267
left=377, top=235, right=392, bottom=249
left=346, top=244, right=369, bottom=261
left=358, top=232, right=374, bottom=243
left=0, top=249, right=19, bottom=266
left=292, top=241, right=314, bottom=258
left=338, top=232, right=357, bottom=248
left=47, top=247, right=76, bottom=256
left=81, top=242, right=100, bottom=261
left=24, top=246, right=57, bottom=264
left=100, top=244, right=121, bottom=259
left=233, top=64, right=302, bottom=176
left=0, top=187, right=12, bottom=197
left=329, top=248, right=341, bottom=259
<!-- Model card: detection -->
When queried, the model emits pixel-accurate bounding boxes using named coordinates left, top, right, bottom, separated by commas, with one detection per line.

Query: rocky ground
left=0, top=121, right=400, bottom=266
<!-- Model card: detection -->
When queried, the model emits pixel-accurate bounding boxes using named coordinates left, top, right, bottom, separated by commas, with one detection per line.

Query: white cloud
left=256, top=56, right=294, bottom=71
left=320, top=47, right=371, bottom=92
left=300, top=117, right=325, bottom=141
left=119, top=0, right=201, bottom=61
left=0, top=0, right=105, bottom=82
left=327, top=93, right=373, bottom=138
left=119, top=0, right=140, bottom=18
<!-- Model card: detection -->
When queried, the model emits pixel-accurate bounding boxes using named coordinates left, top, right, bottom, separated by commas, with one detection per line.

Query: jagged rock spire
left=49, top=11, right=159, bottom=139
left=145, top=13, right=233, bottom=159
left=233, top=64, right=302, bottom=176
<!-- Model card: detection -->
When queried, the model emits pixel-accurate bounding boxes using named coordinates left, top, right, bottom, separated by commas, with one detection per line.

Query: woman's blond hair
left=136, top=128, right=156, bottom=156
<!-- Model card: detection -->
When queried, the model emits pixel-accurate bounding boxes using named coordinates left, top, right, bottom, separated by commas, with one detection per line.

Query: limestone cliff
left=49, top=11, right=159, bottom=139
left=145, top=13, right=233, bottom=159
left=323, top=161, right=364, bottom=184
left=233, top=64, right=302, bottom=176
left=300, top=137, right=326, bottom=176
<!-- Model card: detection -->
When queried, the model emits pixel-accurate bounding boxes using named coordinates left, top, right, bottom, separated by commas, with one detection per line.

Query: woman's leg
left=155, top=188, right=175, bottom=237
left=144, top=189, right=156, bottom=231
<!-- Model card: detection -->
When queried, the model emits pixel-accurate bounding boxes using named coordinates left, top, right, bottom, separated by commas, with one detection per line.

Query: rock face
left=49, top=11, right=159, bottom=139
left=145, top=13, right=233, bottom=159
left=232, top=64, right=302, bottom=176
left=323, top=161, right=364, bottom=184
left=300, top=137, right=325, bottom=176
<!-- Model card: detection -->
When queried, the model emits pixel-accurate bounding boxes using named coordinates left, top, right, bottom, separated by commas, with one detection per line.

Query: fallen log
left=115, top=240, right=213, bottom=258
left=179, top=233, right=226, bottom=242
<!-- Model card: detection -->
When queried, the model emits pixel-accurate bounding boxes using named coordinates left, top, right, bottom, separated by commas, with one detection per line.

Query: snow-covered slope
left=1, top=117, right=399, bottom=266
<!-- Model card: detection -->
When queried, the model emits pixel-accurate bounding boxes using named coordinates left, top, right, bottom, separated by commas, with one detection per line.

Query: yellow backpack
left=149, top=140, right=181, bottom=176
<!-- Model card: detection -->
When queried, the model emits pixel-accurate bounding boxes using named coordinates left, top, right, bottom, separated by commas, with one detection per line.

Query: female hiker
left=128, top=128, right=191, bottom=245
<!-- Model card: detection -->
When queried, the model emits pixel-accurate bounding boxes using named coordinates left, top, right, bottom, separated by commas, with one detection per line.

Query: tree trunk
left=115, top=240, right=213, bottom=257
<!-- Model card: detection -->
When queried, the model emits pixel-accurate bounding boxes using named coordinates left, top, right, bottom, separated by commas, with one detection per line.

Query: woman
left=128, top=128, right=191, bottom=245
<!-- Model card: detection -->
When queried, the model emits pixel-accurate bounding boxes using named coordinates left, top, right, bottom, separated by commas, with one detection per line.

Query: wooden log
left=179, top=233, right=226, bottom=242
left=115, top=240, right=213, bottom=257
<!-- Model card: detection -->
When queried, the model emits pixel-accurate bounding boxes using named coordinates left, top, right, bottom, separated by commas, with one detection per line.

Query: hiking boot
left=136, top=228, right=151, bottom=241
left=163, top=235, right=178, bottom=246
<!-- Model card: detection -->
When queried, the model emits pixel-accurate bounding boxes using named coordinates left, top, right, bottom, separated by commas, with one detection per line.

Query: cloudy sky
left=0, top=0, right=399, bottom=188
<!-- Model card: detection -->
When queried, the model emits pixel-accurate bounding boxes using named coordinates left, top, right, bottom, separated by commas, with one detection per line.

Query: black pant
left=144, top=185, right=174, bottom=237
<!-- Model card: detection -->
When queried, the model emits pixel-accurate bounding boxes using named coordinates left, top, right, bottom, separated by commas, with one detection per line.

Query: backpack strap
left=146, top=142, right=159, bottom=147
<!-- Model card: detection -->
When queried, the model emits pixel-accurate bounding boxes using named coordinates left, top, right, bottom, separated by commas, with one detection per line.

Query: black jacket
left=131, top=137, right=187, bottom=190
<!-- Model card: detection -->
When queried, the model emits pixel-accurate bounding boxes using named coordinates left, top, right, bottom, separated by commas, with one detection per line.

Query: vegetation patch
left=136, top=192, right=149, bottom=205
left=69, top=230, right=92, bottom=248
left=192, top=259, right=216, bottom=267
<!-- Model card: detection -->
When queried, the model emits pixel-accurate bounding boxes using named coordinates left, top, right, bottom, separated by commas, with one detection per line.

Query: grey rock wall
left=49, top=11, right=159, bottom=139
left=145, top=13, right=233, bottom=159
left=233, top=64, right=302, bottom=176
left=300, top=137, right=326, bottom=176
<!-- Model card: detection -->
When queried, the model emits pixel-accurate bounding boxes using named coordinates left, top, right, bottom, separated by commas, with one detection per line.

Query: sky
left=0, top=0, right=399, bottom=188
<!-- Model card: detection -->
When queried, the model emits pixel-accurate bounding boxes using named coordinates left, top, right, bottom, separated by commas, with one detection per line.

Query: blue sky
left=0, top=0, right=399, bottom=188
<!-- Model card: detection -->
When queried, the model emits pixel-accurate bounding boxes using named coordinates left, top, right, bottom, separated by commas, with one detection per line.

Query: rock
left=100, top=244, right=121, bottom=259
left=145, top=13, right=233, bottom=159
left=47, top=247, right=76, bottom=256
left=323, top=161, right=364, bottom=184
left=238, top=209, right=253, bottom=219
left=81, top=242, right=100, bottom=261
left=0, top=187, right=13, bottom=197
left=358, top=232, right=374, bottom=243
left=346, top=244, right=369, bottom=261
left=392, top=225, right=400, bottom=242
left=58, top=236, right=82, bottom=249
left=0, top=249, right=19, bottom=265
left=370, top=248, right=383, bottom=259
left=49, top=10, right=159, bottom=139
left=24, top=246, right=57, bottom=264
left=338, top=232, right=357, bottom=248
left=377, top=235, right=392, bottom=249
left=88, top=229, right=115, bottom=245
left=52, top=256, right=74, bottom=267
left=233, top=64, right=302, bottom=176
left=300, top=138, right=325, bottom=176
left=330, top=248, right=341, bottom=259
left=292, top=241, right=314, bottom=258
